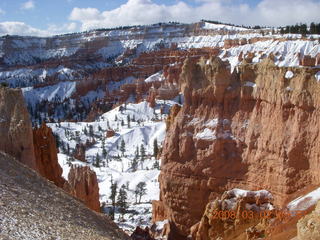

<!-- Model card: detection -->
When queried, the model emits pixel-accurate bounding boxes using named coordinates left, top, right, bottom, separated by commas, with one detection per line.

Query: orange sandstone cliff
left=155, top=56, right=320, bottom=238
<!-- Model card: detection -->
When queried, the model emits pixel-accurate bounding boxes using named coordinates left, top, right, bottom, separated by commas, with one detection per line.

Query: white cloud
left=21, top=0, right=35, bottom=10
left=69, top=0, right=320, bottom=31
left=47, top=22, right=78, bottom=33
left=0, top=22, right=49, bottom=36
left=0, top=8, right=5, bottom=15
left=1, top=0, right=319, bottom=37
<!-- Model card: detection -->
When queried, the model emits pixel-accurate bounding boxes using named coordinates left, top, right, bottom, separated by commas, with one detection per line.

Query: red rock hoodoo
left=67, top=165, right=101, bottom=212
left=155, top=56, right=320, bottom=238
left=33, top=123, right=66, bottom=188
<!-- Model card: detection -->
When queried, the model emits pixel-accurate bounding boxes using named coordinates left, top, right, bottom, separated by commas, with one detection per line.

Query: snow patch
left=315, top=71, right=320, bottom=82
left=285, top=70, right=294, bottom=79
left=144, top=71, right=165, bottom=83
left=195, top=128, right=216, bottom=140
left=244, top=81, right=256, bottom=87
left=287, top=187, right=320, bottom=211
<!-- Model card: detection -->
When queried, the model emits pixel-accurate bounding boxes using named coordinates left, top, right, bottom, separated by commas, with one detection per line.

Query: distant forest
left=202, top=20, right=320, bottom=35
left=279, top=23, right=320, bottom=35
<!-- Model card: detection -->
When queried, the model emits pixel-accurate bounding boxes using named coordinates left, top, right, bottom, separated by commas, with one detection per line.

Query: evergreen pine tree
left=94, top=153, right=100, bottom=167
left=89, top=125, right=94, bottom=137
left=127, top=115, right=130, bottom=128
left=140, top=144, right=146, bottom=169
left=83, top=127, right=88, bottom=135
left=117, top=184, right=128, bottom=219
left=109, top=181, right=117, bottom=220
left=120, top=139, right=126, bottom=156
left=153, top=160, right=160, bottom=170
left=153, top=138, right=159, bottom=158
left=131, top=154, right=138, bottom=172
left=102, top=147, right=107, bottom=158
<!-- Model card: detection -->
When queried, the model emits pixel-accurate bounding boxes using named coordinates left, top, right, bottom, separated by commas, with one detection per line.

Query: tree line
left=279, top=23, right=320, bottom=35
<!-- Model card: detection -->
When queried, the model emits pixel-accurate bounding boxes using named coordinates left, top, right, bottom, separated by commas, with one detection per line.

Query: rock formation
left=0, top=151, right=129, bottom=240
left=66, top=165, right=101, bottom=212
left=0, top=87, right=37, bottom=170
left=297, top=201, right=320, bottom=240
left=73, top=143, right=86, bottom=162
left=191, top=189, right=273, bottom=240
left=33, top=122, right=66, bottom=187
left=156, top=56, right=320, bottom=238
left=131, top=226, right=155, bottom=240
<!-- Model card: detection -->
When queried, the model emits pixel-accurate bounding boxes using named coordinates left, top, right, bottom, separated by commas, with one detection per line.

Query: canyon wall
left=157, top=56, right=320, bottom=238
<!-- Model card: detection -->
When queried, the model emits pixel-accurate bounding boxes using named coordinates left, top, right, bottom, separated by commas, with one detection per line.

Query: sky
left=0, top=0, right=319, bottom=36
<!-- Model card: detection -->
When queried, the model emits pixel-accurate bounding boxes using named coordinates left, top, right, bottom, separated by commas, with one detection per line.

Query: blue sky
left=0, top=0, right=319, bottom=36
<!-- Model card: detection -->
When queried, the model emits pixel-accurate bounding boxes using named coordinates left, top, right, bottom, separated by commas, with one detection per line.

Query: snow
left=222, top=189, right=274, bottom=211
left=315, top=71, right=320, bottom=82
left=285, top=70, right=294, bottom=79
left=107, top=76, right=136, bottom=92
left=0, top=66, right=78, bottom=88
left=202, top=22, right=248, bottom=31
left=144, top=71, right=165, bottom=83
left=244, top=81, right=256, bottom=87
left=205, top=119, right=218, bottom=128
left=228, top=188, right=273, bottom=200
left=22, top=81, right=76, bottom=106
left=287, top=187, right=320, bottom=211
left=195, top=128, right=216, bottom=140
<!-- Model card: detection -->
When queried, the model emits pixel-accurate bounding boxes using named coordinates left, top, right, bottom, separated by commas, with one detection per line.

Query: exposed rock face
left=191, top=189, right=273, bottom=240
left=106, top=129, right=116, bottom=138
left=297, top=201, right=320, bottom=240
left=131, top=226, right=155, bottom=240
left=152, top=200, right=169, bottom=222
left=33, top=123, right=66, bottom=187
left=0, top=87, right=37, bottom=170
left=0, top=151, right=129, bottom=240
left=67, top=165, right=101, bottom=212
left=300, top=55, right=316, bottom=67
left=73, top=143, right=86, bottom=162
left=156, top=56, right=320, bottom=238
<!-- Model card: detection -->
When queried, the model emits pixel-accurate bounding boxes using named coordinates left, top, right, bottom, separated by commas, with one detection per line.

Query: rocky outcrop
left=152, top=200, right=169, bottom=222
left=191, top=189, right=273, bottom=240
left=33, top=123, right=66, bottom=187
left=67, top=165, right=101, bottom=212
left=156, top=56, right=320, bottom=238
left=300, top=55, right=316, bottom=67
left=0, top=87, right=37, bottom=170
left=297, top=201, right=320, bottom=240
left=131, top=226, right=155, bottom=240
left=0, top=151, right=129, bottom=240
left=73, top=143, right=86, bottom=162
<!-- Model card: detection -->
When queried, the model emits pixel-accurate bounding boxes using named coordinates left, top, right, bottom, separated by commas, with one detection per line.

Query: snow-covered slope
left=287, top=187, right=320, bottom=211
left=48, top=100, right=179, bottom=232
